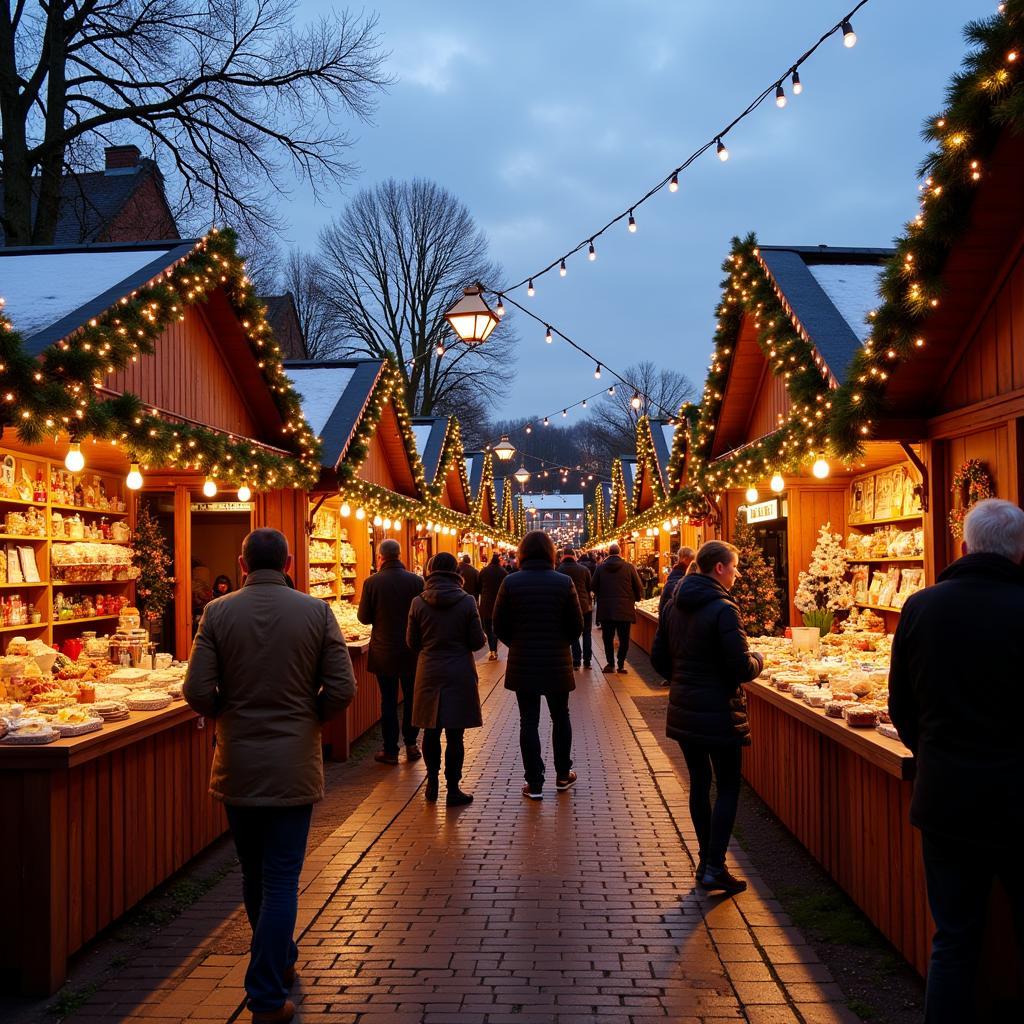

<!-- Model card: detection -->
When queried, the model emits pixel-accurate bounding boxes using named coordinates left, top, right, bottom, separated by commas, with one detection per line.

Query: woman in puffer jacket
left=663, top=540, right=763, bottom=895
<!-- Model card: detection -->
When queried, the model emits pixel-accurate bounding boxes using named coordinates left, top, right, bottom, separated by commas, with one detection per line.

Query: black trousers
left=481, top=616, right=498, bottom=653
left=422, top=727, right=466, bottom=784
left=376, top=672, right=418, bottom=755
left=601, top=620, right=632, bottom=667
left=678, top=740, right=743, bottom=869
left=570, top=611, right=593, bottom=666
left=921, top=831, right=1024, bottom=1024
left=516, top=690, right=572, bottom=790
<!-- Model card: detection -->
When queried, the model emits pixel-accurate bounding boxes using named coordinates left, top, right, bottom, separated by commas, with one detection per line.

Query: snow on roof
left=411, top=424, right=433, bottom=459
left=806, top=263, right=883, bottom=344
left=521, top=493, right=585, bottom=510
left=0, top=248, right=171, bottom=339
left=465, top=458, right=473, bottom=480
left=285, top=366, right=356, bottom=436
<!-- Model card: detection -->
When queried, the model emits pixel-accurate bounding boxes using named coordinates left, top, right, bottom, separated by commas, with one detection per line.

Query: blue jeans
left=377, top=672, right=418, bottom=755
left=570, top=611, right=593, bottom=666
left=921, top=831, right=1024, bottom=1023
left=225, top=804, right=313, bottom=1013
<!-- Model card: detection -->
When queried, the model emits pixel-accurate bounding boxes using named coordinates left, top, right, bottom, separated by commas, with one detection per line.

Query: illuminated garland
left=471, top=451, right=497, bottom=523
left=948, top=458, right=993, bottom=539
left=632, top=416, right=669, bottom=513
left=829, top=0, right=1024, bottom=457
left=0, top=228, right=321, bottom=489
left=430, top=417, right=474, bottom=506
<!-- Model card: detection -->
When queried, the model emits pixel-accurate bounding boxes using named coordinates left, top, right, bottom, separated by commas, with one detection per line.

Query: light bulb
left=355, top=507, right=366, bottom=520
left=770, top=473, right=785, bottom=493
left=775, top=83, right=787, bottom=108
left=545, top=325, right=552, bottom=344
left=202, top=478, right=217, bottom=498
left=631, top=392, right=642, bottom=410
left=608, top=385, right=615, bottom=396
left=812, top=457, right=831, bottom=479
left=527, top=279, right=535, bottom=297
left=543, top=417, right=549, bottom=426
left=64, top=442, right=85, bottom=473
left=562, top=409, right=567, bottom=417
left=588, top=240, right=596, bottom=261
left=559, top=258, right=567, bottom=277
left=393, top=518, right=402, bottom=530
left=842, top=18, right=856, bottom=47
left=426, top=520, right=434, bottom=532
left=791, top=69, right=803, bottom=94
left=496, top=295, right=505, bottom=317
left=594, top=363, right=601, bottom=379
left=237, top=484, right=252, bottom=502
left=627, top=210, right=637, bottom=233
left=662, top=521, right=671, bottom=532
left=340, top=502, right=351, bottom=517
left=382, top=517, right=392, bottom=530
left=669, top=171, right=679, bottom=192
left=436, top=343, right=445, bottom=357
left=126, top=462, right=144, bottom=490
left=716, top=138, right=729, bottom=162
left=745, top=486, right=759, bottom=503
left=373, top=514, right=383, bottom=526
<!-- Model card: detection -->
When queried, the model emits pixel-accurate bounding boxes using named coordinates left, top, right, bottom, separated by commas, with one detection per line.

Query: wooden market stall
left=0, top=234, right=321, bottom=994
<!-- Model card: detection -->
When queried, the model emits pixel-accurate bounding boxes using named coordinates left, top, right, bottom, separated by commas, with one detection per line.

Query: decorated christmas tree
left=731, top=511, right=781, bottom=636
left=132, top=503, right=175, bottom=626
left=794, top=523, right=851, bottom=634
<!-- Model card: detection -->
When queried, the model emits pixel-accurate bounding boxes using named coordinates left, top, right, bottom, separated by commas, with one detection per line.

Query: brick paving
left=58, top=644, right=859, bottom=1024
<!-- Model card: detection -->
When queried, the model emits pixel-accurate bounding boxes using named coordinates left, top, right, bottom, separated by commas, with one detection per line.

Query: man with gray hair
left=889, top=498, right=1024, bottom=1023
left=358, top=539, right=425, bottom=765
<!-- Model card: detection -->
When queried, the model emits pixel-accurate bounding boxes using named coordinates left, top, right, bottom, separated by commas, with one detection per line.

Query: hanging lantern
left=444, top=284, right=499, bottom=344
left=514, top=465, right=530, bottom=485
left=493, top=435, right=516, bottom=461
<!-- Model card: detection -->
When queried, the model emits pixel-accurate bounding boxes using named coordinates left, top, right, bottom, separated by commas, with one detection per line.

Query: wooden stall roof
left=711, top=245, right=893, bottom=458
left=882, top=130, right=1024, bottom=418
left=650, top=419, right=676, bottom=487
left=412, top=416, right=471, bottom=512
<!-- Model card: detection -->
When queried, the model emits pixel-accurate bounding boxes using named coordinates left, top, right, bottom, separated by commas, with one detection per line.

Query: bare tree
left=317, top=178, right=517, bottom=418
left=588, top=360, right=694, bottom=460
left=278, top=247, right=339, bottom=359
left=0, top=1, right=389, bottom=245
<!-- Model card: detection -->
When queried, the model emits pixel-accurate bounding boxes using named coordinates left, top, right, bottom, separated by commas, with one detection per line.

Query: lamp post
left=444, top=284, right=500, bottom=345
left=493, top=435, right=516, bottom=462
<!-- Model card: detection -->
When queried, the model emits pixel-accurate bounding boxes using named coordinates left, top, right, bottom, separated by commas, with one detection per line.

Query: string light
left=202, top=478, right=218, bottom=497
left=527, top=279, right=535, bottom=297
left=791, top=69, right=803, bottom=94
left=842, top=18, right=857, bottom=47
left=237, top=484, right=252, bottom=502
left=588, top=240, right=597, bottom=261
left=775, top=83, right=787, bottom=108
left=436, top=342, right=445, bottom=357
left=64, top=442, right=85, bottom=473
left=812, top=456, right=831, bottom=479
left=545, top=325, right=553, bottom=344
left=716, top=138, right=729, bottom=162
left=594, top=363, right=602, bottom=379
left=631, top=392, right=642, bottom=410
left=770, top=473, right=785, bottom=493
left=559, top=258, right=567, bottom=277
left=669, top=171, right=679, bottom=192
left=745, top=486, right=759, bottom=503
left=627, top=210, right=637, bottom=233
left=496, top=295, right=505, bottom=317
left=126, top=463, right=144, bottom=490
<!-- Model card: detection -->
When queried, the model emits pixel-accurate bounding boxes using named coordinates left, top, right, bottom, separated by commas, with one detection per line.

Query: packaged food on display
left=332, top=601, right=372, bottom=643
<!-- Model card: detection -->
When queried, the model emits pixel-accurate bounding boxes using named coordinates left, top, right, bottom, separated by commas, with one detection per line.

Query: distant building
left=0, top=144, right=179, bottom=245
left=521, top=492, right=586, bottom=547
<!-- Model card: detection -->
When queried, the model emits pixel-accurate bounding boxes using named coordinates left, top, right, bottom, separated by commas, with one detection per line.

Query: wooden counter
left=0, top=702, right=223, bottom=995
left=631, top=606, right=659, bottom=655
left=321, top=641, right=381, bottom=762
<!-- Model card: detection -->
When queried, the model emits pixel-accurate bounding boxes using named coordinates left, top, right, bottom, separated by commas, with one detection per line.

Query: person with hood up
left=659, top=540, right=763, bottom=895
left=591, top=542, right=643, bottom=673
left=407, top=552, right=487, bottom=806
left=478, top=552, right=507, bottom=661
left=493, top=530, right=583, bottom=798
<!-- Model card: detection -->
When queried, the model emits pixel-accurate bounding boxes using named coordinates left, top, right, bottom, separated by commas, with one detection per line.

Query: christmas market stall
left=413, top=415, right=475, bottom=564
left=0, top=232, right=322, bottom=994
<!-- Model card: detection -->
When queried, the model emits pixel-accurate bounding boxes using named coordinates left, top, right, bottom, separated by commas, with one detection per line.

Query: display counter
left=0, top=703, right=223, bottom=995
left=631, top=606, right=658, bottom=655
left=321, top=639, right=380, bottom=761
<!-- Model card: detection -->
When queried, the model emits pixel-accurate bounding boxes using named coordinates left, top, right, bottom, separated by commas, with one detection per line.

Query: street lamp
left=514, top=465, right=530, bottom=485
left=494, top=435, right=516, bottom=462
left=444, top=284, right=499, bottom=345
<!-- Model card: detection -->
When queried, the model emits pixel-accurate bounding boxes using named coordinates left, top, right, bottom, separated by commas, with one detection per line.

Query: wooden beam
left=173, top=485, right=192, bottom=662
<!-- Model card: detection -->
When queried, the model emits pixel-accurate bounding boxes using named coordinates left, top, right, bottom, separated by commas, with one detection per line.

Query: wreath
left=948, top=459, right=993, bottom=539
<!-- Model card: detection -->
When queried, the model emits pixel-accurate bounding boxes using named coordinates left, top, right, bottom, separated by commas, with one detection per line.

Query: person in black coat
left=661, top=540, right=763, bottom=895
left=494, top=530, right=583, bottom=798
left=557, top=547, right=594, bottom=669
left=357, top=539, right=425, bottom=765
left=888, top=499, right=1024, bottom=1024
left=457, top=554, right=481, bottom=599
left=407, top=552, right=486, bottom=807
left=478, top=553, right=507, bottom=661
left=591, top=543, right=643, bottom=673
left=659, top=547, right=695, bottom=615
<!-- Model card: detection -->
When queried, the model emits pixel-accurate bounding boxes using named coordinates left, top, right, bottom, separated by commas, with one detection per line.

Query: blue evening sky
left=283, top=1, right=993, bottom=419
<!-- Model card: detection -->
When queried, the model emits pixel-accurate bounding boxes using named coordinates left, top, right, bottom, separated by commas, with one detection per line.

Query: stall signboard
left=190, top=501, right=254, bottom=513
left=746, top=499, right=779, bottom=524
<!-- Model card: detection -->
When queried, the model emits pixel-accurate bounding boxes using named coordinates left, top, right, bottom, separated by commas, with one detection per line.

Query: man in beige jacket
left=185, top=528, right=355, bottom=1024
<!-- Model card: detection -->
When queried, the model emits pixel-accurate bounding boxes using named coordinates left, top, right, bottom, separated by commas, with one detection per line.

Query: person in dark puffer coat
left=478, top=553, right=507, bottom=661
left=664, top=540, right=763, bottom=895
left=494, top=530, right=583, bottom=798
left=407, top=552, right=486, bottom=807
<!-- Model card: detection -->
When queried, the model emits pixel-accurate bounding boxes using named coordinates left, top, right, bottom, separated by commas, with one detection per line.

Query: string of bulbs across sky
left=444, top=0, right=873, bottom=474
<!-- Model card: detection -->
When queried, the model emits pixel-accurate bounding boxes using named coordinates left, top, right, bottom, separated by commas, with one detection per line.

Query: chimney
left=105, top=145, right=141, bottom=173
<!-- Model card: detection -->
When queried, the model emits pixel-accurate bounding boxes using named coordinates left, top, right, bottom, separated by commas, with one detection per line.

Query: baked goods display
left=332, top=601, right=371, bottom=644
left=50, top=542, right=137, bottom=583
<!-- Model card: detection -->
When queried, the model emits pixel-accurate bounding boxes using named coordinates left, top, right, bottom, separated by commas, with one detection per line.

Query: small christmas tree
left=794, top=523, right=851, bottom=634
left=132, top=503, right=175, bottom=627
left=731, top=511, right=781, bottom=635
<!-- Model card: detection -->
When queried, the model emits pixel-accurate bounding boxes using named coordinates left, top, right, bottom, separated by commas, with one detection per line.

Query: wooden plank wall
left=107, top=306, right=260, bottom=438
left=0, top=716, right=224, bottom=994
left=255, top=488, right=310, bottom=592
left=743, top=688, right=932, bottom=975
left=746, top=371, right=791, bottom=443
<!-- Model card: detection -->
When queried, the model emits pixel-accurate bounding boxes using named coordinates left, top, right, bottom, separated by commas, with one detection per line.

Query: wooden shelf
left=847, top=557, right=924, bottom=564
left=0, top=533, right=46, bottom=541
left=51, top=578, right=132, bottom=587
left=849, top=514, right=924, bottom=528
left=51, top=614, right=120, bottom=627
left=308, top=560, right=337, bottom=566
left=49, top=503, right=128, bottom=517
left=0, top=581, right=47, bottom=588
left=0, top=496, right=47, bottom=508
left=0, top=621, right=48, bottom=632
left=51, top=537, right=128, bottom=545
left=310, top=536, right=337, bottom=542
left=853, top=601, right=905, bottom=614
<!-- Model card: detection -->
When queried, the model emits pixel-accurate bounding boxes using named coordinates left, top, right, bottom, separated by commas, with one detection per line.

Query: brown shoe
left=405, top=744, right=422, bottom=762
left=374, top=750, right=399, bottom=765
left=251, top=999, right=295, bottom=1023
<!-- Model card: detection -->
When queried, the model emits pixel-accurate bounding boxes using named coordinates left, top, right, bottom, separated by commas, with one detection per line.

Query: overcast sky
left=284, top=0, right=992, bottom=420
